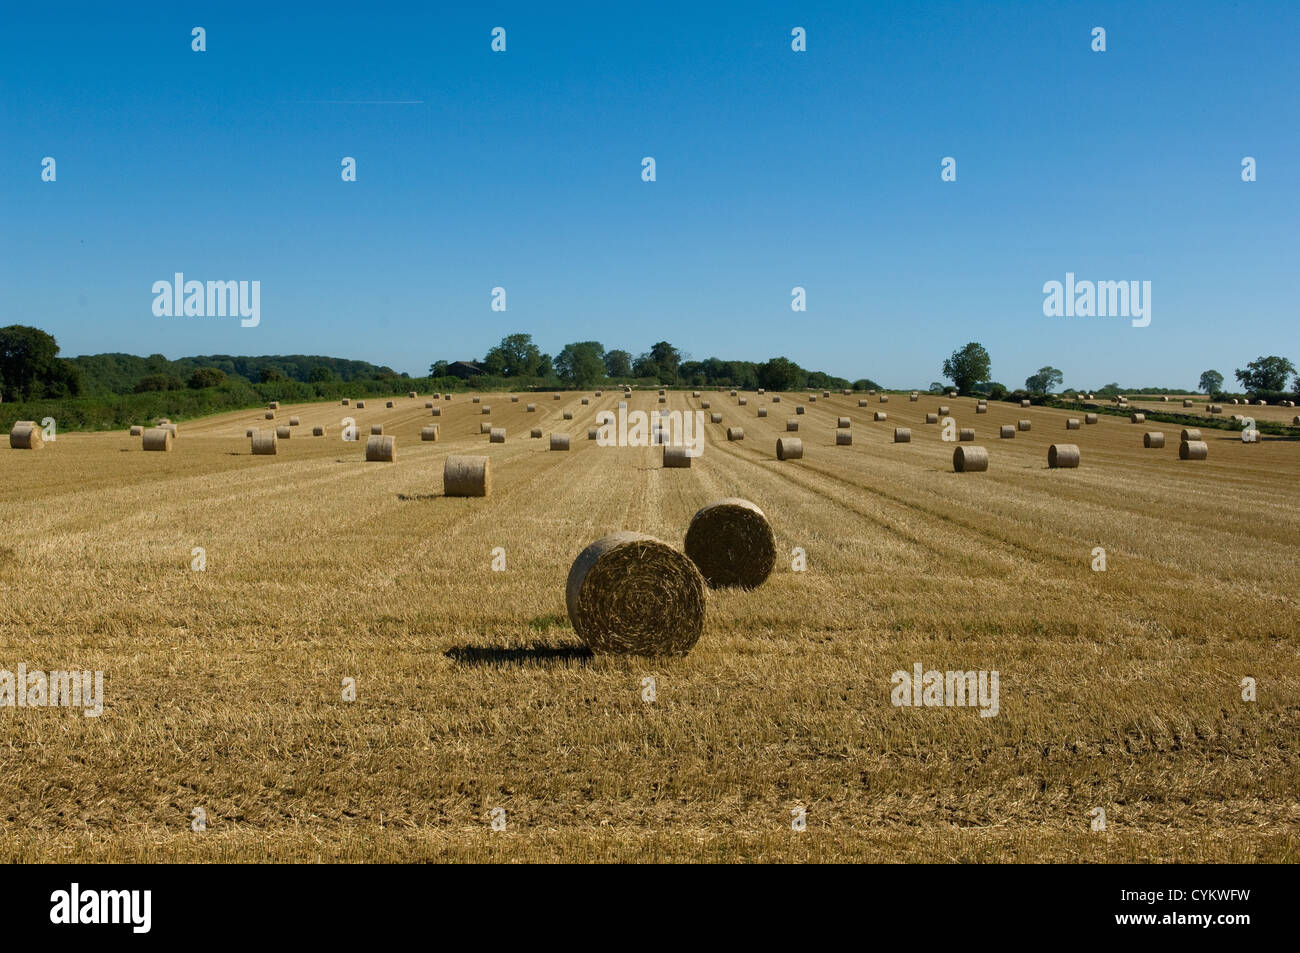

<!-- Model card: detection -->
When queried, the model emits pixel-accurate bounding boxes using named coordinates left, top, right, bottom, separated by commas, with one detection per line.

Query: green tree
left=632, top=352, right=659, bottom=378
left=188, top=367, right=227, bottom=389
left=536, top=354, right=553, bottom=379
left=852, top=378, right=881, bottom=391
left=135, top=373, right=184, bottom=392
left=604, top=349, right=632, bottom=378
left=308, top=365, right=337, bottom=384
left=649, top=341, right=681, bottom=382
left=941, top=343, right=991, bottom=396
left=429, top=360, right=450, bottom=378
left=1024, top=366, right=1063, bottom=394
left=482, top=333, right=542, bottom=378
left=1234, top=356, right=1295, bottom=393
left=259, top=366, right=289, bottom=384
left=555, top=341, right=606, bottom=387
left=757, top=356, right=802, bottom=392
left=0, top=325, right=82, bottom=401
left=1198, top=369, right=1223, bottom=394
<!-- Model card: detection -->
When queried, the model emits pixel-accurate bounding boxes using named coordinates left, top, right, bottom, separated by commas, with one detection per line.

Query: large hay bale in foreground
left=251, top=431, right=277, bottom=455
left=727, top=427, right=744, bottom=441
left=444, top=455, right=490, bottom=496
left=1181, top=428, right=1202, bottom=442
left=1048, top=444, right=1080, bottom=468
left=684, top=498, right=776, bottom=590
left=566, top=533, right=706, bottom=655
left=550, top=433, right=570, bottom=451
left=777, top=437, right=803, bottom=460
left=663, top=446, right=691, bottom=468
left=1179, top=440, right=1208, bottom=460
left=421, top=425, right=439, bottom=441
left=836, top=429, right=852, bottom=445
left=489, top=427, right=506, bottom=443
left=894, top=428, right=911, bottom=442
left=142, top=428, right=172, bottom=451
left=9, top=422, right=43, bottom=449
left=953, top=445, right=988, bottom=472
left=365, top=435, right=396, bottom=461
left=1144, top=432, right=1164, bottom=448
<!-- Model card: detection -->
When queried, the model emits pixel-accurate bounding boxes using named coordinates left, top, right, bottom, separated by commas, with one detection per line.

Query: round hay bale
left=1000, top=425, right=1015, bottom=438
left=251, top=431, right=277, bottom=455
left=552, top=394, right=560, bottom=401
left=822, top=391, right=830, bottom=398
left=958, top=428, right=975, bottom=441
left=1179, top=440, right=1208, bottom=460
left=709, top=412, right=723, bottom=424
left=874, top=411, right=887, bottom=421
left=692, top=391, right=701, bottom=398
left=386, top=401, right=395, bottom=409
left=728, top=390, right=735, bottom=397
left=562, top=410, right=573, bottom=420
left=342, top=398, right=350, bottom=406
left=936, top=405, right=949, bottom=415
left=701, top=400, right=711, bottom=409
left=426, top=401, right=434, bottom=409
left=785, top=419, right=799, bottom=431
left=587, top=428, right=598, bottom=440
left=372, top=424, right=385, bottom=435
left=926, top=413, right=939, bottom=424
left=1017, top=419, right=1031, bottom=431
left=313, top=426, right=326, bottom=436
left=365, top=435, right=396, bottom=461
left=526, top=403, right=536, bottom=412
left=682, top=498, right=775, bottom=592
left=1293, top=416, right=1300, bottom=426
left=444, top=455, right=489, bottom=496
left=1130, top=412, right=1145, bottom=423
left=244, top=428, right=254, bottom=438
left=879, top=395, right=889, bottom=403
left=268, top=402, right=279, bottom=410
left=894, top=428, right=911, bottom=443
left=9, top=422, right=43, bottom=449
left=142, top=428, right=173, bottom=451
left=835, top=429, right=852, bottom=445
left=550, top=434, right=570, bottom=451
left=130, top=425, right=145, bottom=436
left=726, top=427, right=744, bottom=441
left=1208, top=404, right=1222, bottom=413
left=443, top=394, right=451, bottom=400
left=356, top=401, right=366, bottom=409
left=1144, top=432, right=1164, bottom=448
left=658, top=397, right=666, bottom=404
left=661, top=389, right=667, bottom=396
left=777, top=437, right=803, bottom=460
left=1021, top=399, right=1031, bottom=408
left=530, top=427, right=543, bottom=438
left=663, top=445, right=691, bottom=468
left=409, top=391, right=417, bottom=399
left=489, top=427, right=506, bottom=443
left=1183, top=399, right=1194, bottom=407
left=837, top=416, right=851, bottom=428
left=421, top=425, right=439, bottom=441
left=1085, top=413, right=1099, bottom=424
left=1161, top=396, right=1168, bottom=402
left=1180, top=428, right=1202, bottom=442
left=472, top=397, right=481, bottom=403
left=976, top=404, right=987, bottom=413
left=858, top=399, right=868, bottom=407
left=1048, top=443, right=1080, bottom=468
left=758, top=389, right=766, bottom=395
left=265, top=411, right=275, bottom=420
left=581, top=398, right=589, bottom=405
left=160, top=423, right=178, bottom=438
left=1066, top=418, right=1081, bottom=429
left=757, top=407, right=768, bottom=417
left=431, top=407, right=442, bottom=416
left=565, top=533, right=705, bottom=655
left=482, top=406, right=492, bottom=415
left=953, top=445, right=989, bottom=472
left=738, top=397, right=748, bottom=406
left=772, top=396, right=781, bottom=403
left=796, top=405, right=805, bottom=415
left=1257, top=399, right=1267, bottom=406
left=479, top=421, right=492, bottom=434
left=289, top=416, right=301, bottom=426
left=276, top=425, right=291, bottom=439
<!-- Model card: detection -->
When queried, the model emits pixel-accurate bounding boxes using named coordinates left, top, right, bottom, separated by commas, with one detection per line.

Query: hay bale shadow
left=445, top=642, right=592, bottom=667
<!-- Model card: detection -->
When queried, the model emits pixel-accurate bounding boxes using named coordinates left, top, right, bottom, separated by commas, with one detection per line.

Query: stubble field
left=1, top=389, right=1297, bottom=862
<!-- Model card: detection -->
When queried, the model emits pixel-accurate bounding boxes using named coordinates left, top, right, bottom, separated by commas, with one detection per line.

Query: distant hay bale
left=554, top=394, right=562, bottom=400
left=1208, top=404, right=1222, bottom=413
left=473, top=397, right=481, bottom=403
left=386, top=401, right=395, bottom=409
left=777, top=437, right=803, bottom=460
left=952, top=445, right=988, bottom=472
left=959, top=428, right=975, bottom=441
left=409, top=391, right=417, bottom=399
left=658, top=396, right=666, bottom=403
left=692, top=391, right=701, bottom=398
left=808, top=395, right=816, bottom=402
left=130, top=425, right=144, bottom=436
left=1231, top=398, right=1239, bottom=405
left=482, top=406, right=492, bottom=415
left=526, top=403, right=536, bottom=412
left=1179, top=440, right=1208, bottom=460
left=372, top=424, right=385, bottom=435
left=550, top=433, right=570, bottom=451
left=1048, top=443, right=1080, bottom=468
left=727, top=427, right=744, bottom=441
left=356, top=401, right=365, bottom=409
left=1294, top=416, right=1300, bottom=426
left=757, top=389, right=765, bottom=395
left=426, top=402, right=434, bottom=409
left=1017, top=419, right=1031, bottom=431
left=909, top=394, right=918, bottom=401
left=479, top=422, right=492, bottom=434
left=879, top=395, right=889, bottom=403
left=838, top=416, right=851, bottom=428
left=894, top=428, right=911, bottom=442
left=823, top=391, right=830, bottom=397
left=1161, top=396, right=1168, bottom=402
left=796, top=405, right=805, bottom=415
left=342, top=398, right=350, bottom=406
left=431, top=407, right=442, bottom=416
left=313, top=426, right=325, bottom=436
left=1000, top=425, right=1015, bottom=438
left=1257, top=399, right=1267, bottom=406
left=701, top=400, right=711, bottom=409
left=565, top=532, right=705, bottom=655
left=949, top=392, right=957, bottom=398
left=1144, top=432, right=1164, bottom=448
left=1183, top=399, right=1194, bottom=407
left=874, top=412, right=887, bottom=421
left=1066, top=418, right=1081, bottom=429
left=142, top=428, right=173, bottom=452
left=444, top=394, right=451, bottom=400
left=9, top=421, right=43, bottom=449
left=772, top=396, right=781, bottom=403
left=728, top=390, right=735, bottom=397
left=836, top=429, right=852, bottom=445
left=1130, top=412, right=1145, bottom=423
left=159, top=423, right=178, bottom=438
left=421, top=425, right=439, bottom=441
left=786, top=419, right=799, bottom=431
left=938, top=405, right=950, bottom=415
left=562, top=410, right=573, bottom=419
left=530, top=427, right=543, bottom=438
left=976, top=404, right=987, bottom=413
left=444, top=455, right=489, bottom=496
left=1180, top=428, right=1202, bottom=441
left=251, top=431, right=277, bottom=455
left=269, top=402, right=279, bottom=410
left=595, top=390, right=602, bottom=397
left=365, top=434, right=396, bottom=461
left=663, top=445, right=691, bottom=468
left=925, top=413, right=939, bottom=424
left=757, top=407, right=768, bottom=417
left=289, top=416, right=300, bottom=426
left=859, top=399, right=868, bottom=407
left=1021, top=399, right=1031, bottom=408
left=1085, top=413, right=1099, bottom=424
left=581, top=397, right=589, bottom=405
left=489, top=427, right=506, bottom=443
left=276, top=425, right=291, bottom=439
left=660, top=389, right=667, bottom=396
left=586, top=428, right=599, bottom=440
left=738, top=397, right=748, bottom=405
left=265, top=411, right=275, bottom=420
left=684, top=498, right=776, bottom=591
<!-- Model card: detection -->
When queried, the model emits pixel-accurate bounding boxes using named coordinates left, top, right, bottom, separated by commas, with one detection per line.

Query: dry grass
left=0, top=391, right=1297, bottom=863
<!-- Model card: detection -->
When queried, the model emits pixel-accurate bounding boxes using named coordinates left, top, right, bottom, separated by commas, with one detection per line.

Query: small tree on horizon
left=1198, top=369, right=1223, bottom=394
left=941, top=342, right=991, bottom=395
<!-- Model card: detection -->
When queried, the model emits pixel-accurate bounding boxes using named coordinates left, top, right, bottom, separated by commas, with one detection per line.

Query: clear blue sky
left=2, top=1, right=1296, bottom=390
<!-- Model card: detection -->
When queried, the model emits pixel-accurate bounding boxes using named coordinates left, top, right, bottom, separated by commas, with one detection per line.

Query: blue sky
left=2, top=1, right=1296, bottom=389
